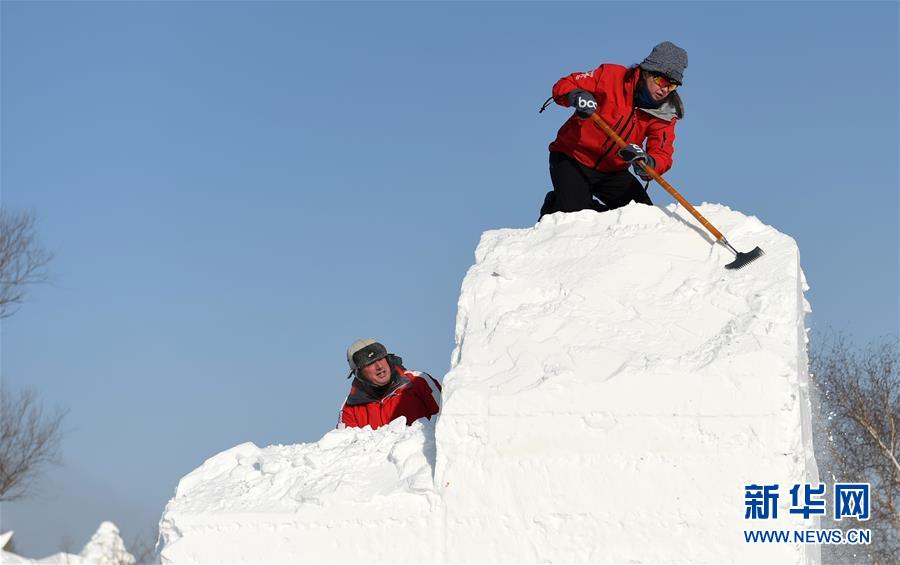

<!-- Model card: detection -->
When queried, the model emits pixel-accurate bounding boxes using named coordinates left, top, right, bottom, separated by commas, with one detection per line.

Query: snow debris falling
left=0, top=522, right=135, bottom=565
left=158, top=203, right=818, bottom=563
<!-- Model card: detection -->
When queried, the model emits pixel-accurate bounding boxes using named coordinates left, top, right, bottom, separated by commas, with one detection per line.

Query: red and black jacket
left=338, top=355, right=442, bottom=430
left=548, top=64, right=684, bottom=175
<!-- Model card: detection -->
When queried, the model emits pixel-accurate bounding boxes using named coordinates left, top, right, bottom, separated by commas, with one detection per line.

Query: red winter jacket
left=338, top=358, right=441, bottom=430
left=548, top=64, right=684, bottom=175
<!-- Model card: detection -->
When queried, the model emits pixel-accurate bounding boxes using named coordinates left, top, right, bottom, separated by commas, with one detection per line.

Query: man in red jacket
left=338, top=338, right=442, bottom=430
left=540, top=41, right=688, bottom=218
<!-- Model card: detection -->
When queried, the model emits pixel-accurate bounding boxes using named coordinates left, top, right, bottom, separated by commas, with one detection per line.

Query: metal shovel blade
left=724, top=246, right=765, bottom=270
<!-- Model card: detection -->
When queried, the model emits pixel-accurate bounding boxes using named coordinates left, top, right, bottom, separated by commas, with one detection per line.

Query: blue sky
left=1, top=1, right=897, bottom=557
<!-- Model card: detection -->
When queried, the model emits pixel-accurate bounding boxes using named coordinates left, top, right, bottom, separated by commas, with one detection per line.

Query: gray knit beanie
left=639, top=41, right=688, bottom=84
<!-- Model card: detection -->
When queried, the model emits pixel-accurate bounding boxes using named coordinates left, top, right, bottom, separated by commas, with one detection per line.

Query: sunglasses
left=649, top=73, right=680, bottom=90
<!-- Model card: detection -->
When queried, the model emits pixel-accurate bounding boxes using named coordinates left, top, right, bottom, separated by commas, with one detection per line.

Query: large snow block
left=436, top=203, right=818, bottom=563
left=158, top=203, right=818, bottom=563
left=158, top=419, right=440, bottom=563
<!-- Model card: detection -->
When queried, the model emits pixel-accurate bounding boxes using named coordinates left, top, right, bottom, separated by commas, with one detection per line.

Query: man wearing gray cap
left=338, top=338, right=441, bottom=430
left=540, top=41, right=688, bottom=217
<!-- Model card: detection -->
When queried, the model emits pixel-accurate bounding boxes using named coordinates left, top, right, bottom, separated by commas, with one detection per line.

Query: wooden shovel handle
left=589, top=113, right=724, bottom=241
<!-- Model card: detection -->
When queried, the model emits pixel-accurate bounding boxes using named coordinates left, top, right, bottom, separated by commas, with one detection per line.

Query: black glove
left=618, top=143, right=647, bottom=163
left=618, top=143, right=656, bottom=180
left=567, top=89, right=597, bottom=118
left=632, top=156, right=656, bottom=181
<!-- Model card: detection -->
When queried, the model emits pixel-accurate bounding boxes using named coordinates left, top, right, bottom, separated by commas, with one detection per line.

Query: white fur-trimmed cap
left=346, top=338, right=388, bottom=374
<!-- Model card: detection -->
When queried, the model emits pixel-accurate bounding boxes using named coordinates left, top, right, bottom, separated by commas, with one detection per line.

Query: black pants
left=540, top=152, right=652, bottom=218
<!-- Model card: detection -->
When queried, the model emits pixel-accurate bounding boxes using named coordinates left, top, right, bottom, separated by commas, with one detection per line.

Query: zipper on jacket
left=593, top=109, right=635, bottom=169
left=378, top=376, right=413, bottom=424
left=618, top=114, right=636, bottom=148
left=380, top=378, right=410, bottom=404
left=592, top=115, right=624, bottom=169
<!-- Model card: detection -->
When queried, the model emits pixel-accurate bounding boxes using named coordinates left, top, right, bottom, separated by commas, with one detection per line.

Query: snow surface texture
left=158, top=418, right=439, bottom=563
left=1, top=522, right=135, bottom=565
left=158, top=203, right=819, bottom=563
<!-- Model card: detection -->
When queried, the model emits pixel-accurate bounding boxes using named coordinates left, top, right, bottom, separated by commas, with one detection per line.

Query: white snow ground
left=1, top=522, right=135, bottom=565
left=158, top=203, right=819, bottom=563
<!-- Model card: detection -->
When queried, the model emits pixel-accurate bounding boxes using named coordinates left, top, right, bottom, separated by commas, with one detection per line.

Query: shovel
left=589, top=113, right=764, bottom=270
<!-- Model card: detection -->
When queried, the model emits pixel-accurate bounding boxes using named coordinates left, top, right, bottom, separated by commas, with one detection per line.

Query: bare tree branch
left=0, top=383, right=67, bottom=501
left=126, top=531, right=159, bottom=565
left=0, top=208, right=53, bottom=318
left=854, top=413, right=900, bottom=475
left=811, top=332, right=900, bottom=564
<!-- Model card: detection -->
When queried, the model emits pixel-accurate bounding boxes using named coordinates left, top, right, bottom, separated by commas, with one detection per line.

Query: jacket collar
left=638, top=91, right=684, bottom=122
left=633, top=69, right=685, bottom=122
left=345, top=359, right=412, bottom=406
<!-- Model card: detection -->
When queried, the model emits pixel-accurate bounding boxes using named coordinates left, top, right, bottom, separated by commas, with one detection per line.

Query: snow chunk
left=1, top=522, right=134, bottom=565
left=158, top=418, right=438, bottom=563
left=79, top=522, right=135, bottom=565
